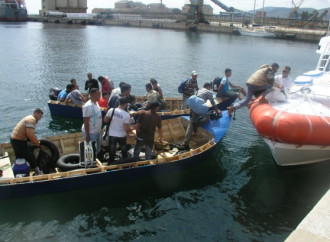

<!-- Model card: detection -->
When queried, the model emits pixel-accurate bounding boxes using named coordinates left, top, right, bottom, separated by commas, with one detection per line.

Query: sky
left=26, top=0, right=330, bottom=14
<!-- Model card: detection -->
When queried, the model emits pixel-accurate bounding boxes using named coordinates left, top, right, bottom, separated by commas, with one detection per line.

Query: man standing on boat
left=84, top=73, right=99, bottom=93
left=133, top=101, right=163, bottom=161
left=227, top=63, right=279, bottom=115
left=82, top=88, right=102, bottom=153
left=104, top=97, right=133, bottom=165
left=10, top=108, right=44, bottom=175
left=181, top=71, right=199, bottom=110
left=217, top=68, right=247, bottom=100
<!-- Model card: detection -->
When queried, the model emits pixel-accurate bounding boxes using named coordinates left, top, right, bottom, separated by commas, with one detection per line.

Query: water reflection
left=48, top=115, right=82, bottom=133
left=232, top=141, right=330, bottom=238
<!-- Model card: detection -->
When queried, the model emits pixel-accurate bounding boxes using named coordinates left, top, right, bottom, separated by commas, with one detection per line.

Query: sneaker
left=34, top=167, right=43, bottom=175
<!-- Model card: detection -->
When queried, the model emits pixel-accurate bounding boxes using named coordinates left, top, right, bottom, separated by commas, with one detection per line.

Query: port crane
left=186, top=0, right=249, bottom=23
left=288, top=0, right=304, bottom=19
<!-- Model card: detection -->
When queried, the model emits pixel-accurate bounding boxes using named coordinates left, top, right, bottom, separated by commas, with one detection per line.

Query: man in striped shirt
left=181, top=71, right=199, bottom=110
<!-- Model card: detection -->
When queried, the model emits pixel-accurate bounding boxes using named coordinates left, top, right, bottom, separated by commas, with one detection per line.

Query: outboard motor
left=49, top=87, right=62, bottom=100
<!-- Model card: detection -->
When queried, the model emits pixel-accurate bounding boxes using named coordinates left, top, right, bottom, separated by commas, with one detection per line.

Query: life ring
left=57, top=154, right=80, bottom=171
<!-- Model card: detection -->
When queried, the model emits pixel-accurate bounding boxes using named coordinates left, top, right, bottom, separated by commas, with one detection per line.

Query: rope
left=304, top=91, right=330, bottom=126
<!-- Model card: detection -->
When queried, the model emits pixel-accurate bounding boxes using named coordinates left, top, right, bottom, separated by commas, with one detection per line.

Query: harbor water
left=0, top=22, right=329, bottom=241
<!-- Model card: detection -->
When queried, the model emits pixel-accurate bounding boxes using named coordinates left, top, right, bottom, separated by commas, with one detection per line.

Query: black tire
left=31, top=139, right=60, bottom=173
left=57, top=154, right=80, bottom=171
left=32, top=139, right=60, bottom=164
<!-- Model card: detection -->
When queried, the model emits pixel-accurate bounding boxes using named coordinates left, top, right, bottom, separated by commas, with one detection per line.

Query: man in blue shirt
left=57, top=84, right=74, bottom=102
left=217, top=68, right=246, bottom=100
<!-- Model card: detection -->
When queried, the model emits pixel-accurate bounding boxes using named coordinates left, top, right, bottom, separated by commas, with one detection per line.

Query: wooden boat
left=249, top=36, right=330, bottom=166
left=0, top=114, right=231, bottom=200
left=48, top=96, right=189, bottom=119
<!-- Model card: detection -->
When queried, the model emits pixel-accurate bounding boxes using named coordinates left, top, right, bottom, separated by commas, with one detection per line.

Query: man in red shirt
left=98, top=92, right=110, bottom=108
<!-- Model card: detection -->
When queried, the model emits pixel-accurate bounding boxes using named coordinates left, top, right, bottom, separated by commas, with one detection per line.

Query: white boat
left=249, top=35, right=330, bottom=166
left=237, top=27, right=276, bottom=38
left=237, top=0, right=276, bottom=38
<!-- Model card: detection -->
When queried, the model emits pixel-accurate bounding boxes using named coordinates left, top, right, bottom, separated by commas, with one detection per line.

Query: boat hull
left=0, top=113, right=231, bottom=200
left=0, top=143, right=218, bottom=200
left=264, top=138, right=330, bottom=166
left=237, top=28, right=276, bottom=38
left=0, top=7, right=27, bottom=22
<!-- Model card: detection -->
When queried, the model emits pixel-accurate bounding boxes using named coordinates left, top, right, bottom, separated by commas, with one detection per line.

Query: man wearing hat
left=181, top=71, right=199, bottom=110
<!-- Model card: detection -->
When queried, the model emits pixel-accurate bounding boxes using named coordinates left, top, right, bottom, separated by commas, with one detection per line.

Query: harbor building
left=41, top=0, right=87, bottom=15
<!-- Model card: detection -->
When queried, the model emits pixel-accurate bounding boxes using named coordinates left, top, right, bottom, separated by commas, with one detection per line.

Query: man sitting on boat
left=57, top=84, right=74, bottom=102
left=150, top=78, right=163, bottom=98
left=82, top=88, right=102, bottom=153
left=144, top=83, right=165, bottom=110
left=10, top=108, right=44, bottom=175
left=227, top=63, right=279, bottom=115
left=65, top=84, right=85, bottom=106
left=274, top=66, right=293, bottom=92
left=133, top=101, right=163, bottom=161
left=265, top=66, right=293, bottom=103
left=217, top=68, right=247, bottom=100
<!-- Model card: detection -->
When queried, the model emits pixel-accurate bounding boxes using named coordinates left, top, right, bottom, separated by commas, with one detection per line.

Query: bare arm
left=218, top=84, right=224, bottom=97
left=26, top=128, right=39, bottom=146
left=158, top=128, right=163, bottom=143
left=123, top=123, right=132, bottom=136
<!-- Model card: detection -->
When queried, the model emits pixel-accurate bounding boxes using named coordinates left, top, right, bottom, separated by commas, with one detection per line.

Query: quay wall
left=28, top=15, right=326, bottom=43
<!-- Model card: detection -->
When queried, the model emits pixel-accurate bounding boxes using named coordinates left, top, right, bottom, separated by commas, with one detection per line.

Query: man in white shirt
left=274, top=66, right=293, bottom=91
left=82, top=88, right=102, bottom=152
left=104, top=97, right=133, bottom=164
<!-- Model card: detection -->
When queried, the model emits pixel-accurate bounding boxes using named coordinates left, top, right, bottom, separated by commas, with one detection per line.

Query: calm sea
left=0, top=22, right=329, bottom=241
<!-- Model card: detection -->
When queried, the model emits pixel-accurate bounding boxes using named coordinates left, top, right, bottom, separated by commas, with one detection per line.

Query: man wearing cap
left=181, top=71, right=199, bottom=110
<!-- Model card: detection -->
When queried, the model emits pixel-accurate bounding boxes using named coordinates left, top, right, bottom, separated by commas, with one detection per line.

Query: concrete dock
left=28, top=15, right=327, bottom=43
left=286, top=189, right=330, bottom=242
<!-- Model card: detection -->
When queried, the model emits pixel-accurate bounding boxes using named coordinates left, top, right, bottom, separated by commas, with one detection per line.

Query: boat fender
left=31, top=139, right=60, bottom=173
left=57, top=154, right=80, bottom=171
left=32, top=139, right=60, bottom=163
